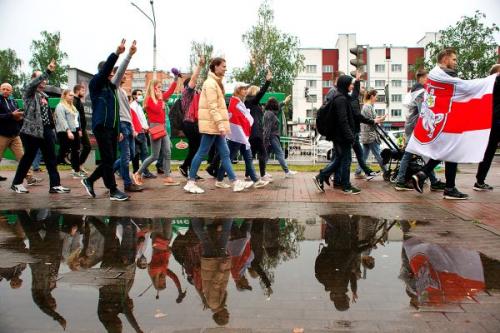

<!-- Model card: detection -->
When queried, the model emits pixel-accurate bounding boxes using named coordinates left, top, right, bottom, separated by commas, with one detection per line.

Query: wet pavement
left=1, top=211, right=500, bottom=333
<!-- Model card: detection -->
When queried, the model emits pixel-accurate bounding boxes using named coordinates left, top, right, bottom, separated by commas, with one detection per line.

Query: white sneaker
left=254, top=180, right=269, bottom=188
left=215, top=181, right=231, bottom=189
left=11, top=184, right=29, bottom=193
left=184, top=181, right=204, bottom=194
left=285, top=170, right=297, bottom=178
left=232, top=180, right=246, bottom=192
left=262, top=174, right=273, bottom=182
left=244, top=181, right=254, bottom=189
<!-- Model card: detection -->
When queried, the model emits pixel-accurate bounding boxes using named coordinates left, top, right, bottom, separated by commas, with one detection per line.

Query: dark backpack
left=168, top=98, right=184, bottom=135
left=316, top=95, right=338, bottom=139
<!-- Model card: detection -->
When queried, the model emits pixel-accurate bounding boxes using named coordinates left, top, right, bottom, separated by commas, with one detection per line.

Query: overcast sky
left=1, top=0, right=499, bottom=77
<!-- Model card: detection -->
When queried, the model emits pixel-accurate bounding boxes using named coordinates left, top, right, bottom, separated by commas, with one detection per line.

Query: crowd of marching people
left=0, top=41, right=498, bottom=201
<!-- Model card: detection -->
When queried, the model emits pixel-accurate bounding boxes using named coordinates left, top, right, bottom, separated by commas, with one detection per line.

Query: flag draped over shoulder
left=406, top=66, right=497, bottom=163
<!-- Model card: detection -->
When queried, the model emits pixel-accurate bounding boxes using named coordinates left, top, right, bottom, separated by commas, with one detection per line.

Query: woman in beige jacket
left=184, top=58, right=250, bottom=194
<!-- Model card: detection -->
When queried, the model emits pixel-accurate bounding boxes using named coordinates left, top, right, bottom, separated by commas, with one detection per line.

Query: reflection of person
left=315, top=215, right=375, bottom=311
left=192, top=218, right=232, bottom=326
left=228, top=220, right=254, bottom=291
left=147, top=219, right=185, bottom=302
left=400, top=236, right=499, bottom=307
left=0, top=263, right=26, bottom=289
left=95, top=217, right=143, bottom=333
left=18, top=209, right=66, bottom=329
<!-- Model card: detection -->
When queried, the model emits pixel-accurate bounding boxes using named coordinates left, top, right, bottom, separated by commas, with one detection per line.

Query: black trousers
left=13, top=127, right=61, bottom=188
left=422, top=159, right=457, bottom=189
left=87, top=125, right=118, bottom=191
left=57, top=131, right=80, bottom=172
left=181, top=121, right=201, bottom=170
left=476, top=125, right=500, bottom=184
left=249, top=137, right=267, bottom=177
left=79, top=129, right=91, bottom=166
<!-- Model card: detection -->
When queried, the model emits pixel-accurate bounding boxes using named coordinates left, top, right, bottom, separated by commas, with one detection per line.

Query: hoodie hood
left=336, top=75, right=354, bottom=95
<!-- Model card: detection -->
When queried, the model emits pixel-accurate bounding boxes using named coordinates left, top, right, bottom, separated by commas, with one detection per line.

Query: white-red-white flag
left=406, top=66, right=497, bottom=163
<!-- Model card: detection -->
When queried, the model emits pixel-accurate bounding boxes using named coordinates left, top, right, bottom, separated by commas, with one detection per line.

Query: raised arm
left=189, top=56, right=206, bottom=89
left=23, top=59, right=55, bottom=98
left=111, top=40, right=136, bottom=86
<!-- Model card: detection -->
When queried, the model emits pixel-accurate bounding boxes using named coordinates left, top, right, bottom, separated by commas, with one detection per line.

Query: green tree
left=29, top=31, right=68, bottom=86
left=189, top=41, right=213, bottom=89
left=425, top=11, right=499, bottom=79
left=0, top=48, right=25, bottom=98
left=233, top=0, right=305, bottom=95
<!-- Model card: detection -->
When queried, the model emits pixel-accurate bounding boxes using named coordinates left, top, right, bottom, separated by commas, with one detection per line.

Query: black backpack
left=316, top=95, right=338, bottom=139
left=168, top=98, right=184, bottom=135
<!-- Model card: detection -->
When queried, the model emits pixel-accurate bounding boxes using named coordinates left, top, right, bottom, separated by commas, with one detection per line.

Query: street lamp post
left=131, top=0, right=157, bottom=79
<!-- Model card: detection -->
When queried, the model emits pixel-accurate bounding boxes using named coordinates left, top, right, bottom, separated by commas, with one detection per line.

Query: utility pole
left=131, top=0, right=157, bottom=79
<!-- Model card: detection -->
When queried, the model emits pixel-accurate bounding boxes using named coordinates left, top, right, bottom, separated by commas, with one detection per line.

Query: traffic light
left=350, top=45, right=366, bottom=79
left=304, top=87, right=309, bottom=98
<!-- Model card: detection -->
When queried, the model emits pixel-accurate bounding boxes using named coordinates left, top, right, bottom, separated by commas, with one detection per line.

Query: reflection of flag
left=403, top=238, right=485, bottom=305
left=406, top=66, right=497, bottom=163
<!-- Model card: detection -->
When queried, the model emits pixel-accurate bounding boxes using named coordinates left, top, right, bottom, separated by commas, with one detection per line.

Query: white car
left=315, top=135, right=334, bottom=160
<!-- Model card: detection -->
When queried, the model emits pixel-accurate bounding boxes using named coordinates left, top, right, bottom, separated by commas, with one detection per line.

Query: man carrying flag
left=408, top=48, right=497, bottom=200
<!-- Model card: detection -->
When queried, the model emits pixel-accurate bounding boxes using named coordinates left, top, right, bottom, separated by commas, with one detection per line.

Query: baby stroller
left=375, top=124, right=425, bottom=183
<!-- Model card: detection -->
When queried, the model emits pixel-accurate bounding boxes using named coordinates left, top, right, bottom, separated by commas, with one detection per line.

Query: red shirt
left=145, top=81, right=177, bottom=124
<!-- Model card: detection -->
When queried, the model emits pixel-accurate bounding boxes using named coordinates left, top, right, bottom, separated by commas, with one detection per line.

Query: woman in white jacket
left=54, top=89, right=83, bottom=178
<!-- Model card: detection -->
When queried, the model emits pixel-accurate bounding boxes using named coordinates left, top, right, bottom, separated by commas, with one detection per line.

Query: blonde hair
left=60, top=89, right=78, bottom=114
left=233, top=86, right=247, bottom=100
left=145, top=79, right=161, bottom=106
left=247, top=85, right=260, bottom=97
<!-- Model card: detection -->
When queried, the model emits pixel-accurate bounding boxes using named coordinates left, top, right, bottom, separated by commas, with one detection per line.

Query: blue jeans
left=32, top=149, right=42, bottom=170
left=355, top=141, right=387, bottom=175
left=138, top=122, right=171, bottom=176
left=191, top=218, right=232, bottom=257
left=266, top=135, right=289, bottom=173
left=189, top=134, right=236, bottom=181
left=333, top=133, right=370, bottom=184
left=320, top=142, right=352, bottom=189
left=218, top=140, right=258, bottom=182
left=113, top=122, right=135, bottom=187
left=396, top=151, right=438, bottom=184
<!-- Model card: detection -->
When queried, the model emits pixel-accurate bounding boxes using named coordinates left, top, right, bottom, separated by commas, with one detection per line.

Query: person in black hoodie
left=473, top=64, right=500, bottom=191
left=325, top=72, right=382, bottom=188
left=72, top=84, right=91, bottom=173
left=245, top=70, right=272, bottom=178
left=313, top=75, right=361, bottom=194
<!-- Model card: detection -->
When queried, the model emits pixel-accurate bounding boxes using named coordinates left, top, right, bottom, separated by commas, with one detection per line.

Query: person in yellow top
left=184, top=58, right=251, bottom=194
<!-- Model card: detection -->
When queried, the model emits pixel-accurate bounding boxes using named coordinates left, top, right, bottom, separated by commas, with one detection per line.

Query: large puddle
left=0, top=210, right=499, bottom=332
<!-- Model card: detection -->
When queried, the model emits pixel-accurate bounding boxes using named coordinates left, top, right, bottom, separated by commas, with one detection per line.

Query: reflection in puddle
left=0, top=210, right=499, bottom=332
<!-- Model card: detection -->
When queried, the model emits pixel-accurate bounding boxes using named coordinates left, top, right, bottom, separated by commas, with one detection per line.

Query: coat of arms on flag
left=406, top=66, right=497, bottom=163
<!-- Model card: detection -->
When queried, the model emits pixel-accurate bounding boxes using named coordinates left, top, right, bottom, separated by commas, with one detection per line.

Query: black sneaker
left=430, top=181, right=446, bottom=192
left=178, top=165, right=188, bottom=178
left=49, top=185, right=71, bottom=193
left=81, top=178, right=96, bottom=198
left=473, top=182, right=493, bottom=191
left=324, top=176, right=331, bottom=187
left=313, top=175, right=325, bottom=193
left=343, top=186, right=361, bottom=195
left=394, top=182, right=413, bottom=191
left=0, top=175, right=7, bottom=181
left=156, top=167, right=164, bottom=174
left=110, top=189, right=129, bottom=201
left=125, top=184, right=143, bottom=192
left=143, top=172, right=157, bottom=179
left=195, top=175, right=204, bottom=180
left=443, top=187, right=469, bottom=200
left=411, top=171, right=426, bottom=194
left=206, top=166, right=217, bottom=178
